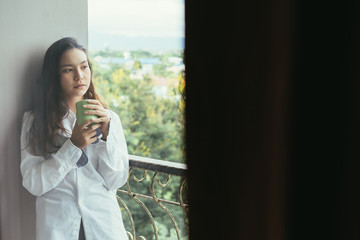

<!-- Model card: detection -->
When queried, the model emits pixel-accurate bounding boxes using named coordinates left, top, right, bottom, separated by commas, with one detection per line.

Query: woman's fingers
left=84, top=123, right=101, bottom=134
left=83, top=102, right=108, bottom=119
left=83, top=99, right=103, bottom=110
left=92, top=116, right=110, bottom=124
left=85, top=99, right=101, bottom=106
left=71, top=118, right=102, bottom=149
left=79, top=119, right=94, bottom=128
left=83, top=104, right=102, bottom=111
left=84, top=109, right=107, bottom=117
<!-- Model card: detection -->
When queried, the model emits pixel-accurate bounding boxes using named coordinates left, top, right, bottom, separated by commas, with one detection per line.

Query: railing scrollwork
left=117, top=155, right=188, bottom=240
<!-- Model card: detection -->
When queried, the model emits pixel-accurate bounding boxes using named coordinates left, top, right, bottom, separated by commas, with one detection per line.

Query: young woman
left=20, top=37, right=129, bottom=240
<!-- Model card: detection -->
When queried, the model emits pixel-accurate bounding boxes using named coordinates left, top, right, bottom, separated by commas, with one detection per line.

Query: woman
left=20, top=37, right=129, bottom=240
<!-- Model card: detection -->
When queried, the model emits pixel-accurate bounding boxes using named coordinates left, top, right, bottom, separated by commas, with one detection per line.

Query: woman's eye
left=82, top=65, right=88, bottom=69
left=63, top=69, right=72, bottom=73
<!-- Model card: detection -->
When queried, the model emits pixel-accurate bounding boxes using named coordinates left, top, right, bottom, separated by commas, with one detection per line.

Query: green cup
left=76, top=100, right=98, bottom=126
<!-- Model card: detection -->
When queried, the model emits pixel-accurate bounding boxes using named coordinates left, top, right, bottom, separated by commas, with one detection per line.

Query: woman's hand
left=82, top=99, right=111, bottom=140
left=71, top=119, right=101, bottom=149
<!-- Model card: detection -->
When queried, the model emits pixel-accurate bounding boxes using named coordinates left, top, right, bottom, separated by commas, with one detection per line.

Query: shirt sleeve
left=95, top=110, right=129, bottom=191
left=20, top=112, right=83, bottom=196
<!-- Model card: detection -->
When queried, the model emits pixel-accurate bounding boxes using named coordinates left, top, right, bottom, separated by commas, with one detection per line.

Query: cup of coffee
left=76, top=100, right=98, bottom=126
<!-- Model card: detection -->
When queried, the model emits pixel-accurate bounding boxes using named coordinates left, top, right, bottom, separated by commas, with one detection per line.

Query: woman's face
left=59, top=48, right=91, bottom=102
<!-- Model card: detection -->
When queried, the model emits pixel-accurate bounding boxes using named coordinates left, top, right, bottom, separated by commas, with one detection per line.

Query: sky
left=88, top=0, right=185, bottom=38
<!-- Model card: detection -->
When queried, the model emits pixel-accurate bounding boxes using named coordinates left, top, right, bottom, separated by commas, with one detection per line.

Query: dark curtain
left=185, top=0, right=360, bottom=239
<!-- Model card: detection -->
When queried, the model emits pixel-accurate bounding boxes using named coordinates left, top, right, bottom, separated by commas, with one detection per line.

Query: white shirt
left=20, top=110, right=129, bottom=240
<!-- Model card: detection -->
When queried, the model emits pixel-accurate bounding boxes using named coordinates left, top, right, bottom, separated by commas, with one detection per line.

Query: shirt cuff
left=55, top=139, right=83, bottom=172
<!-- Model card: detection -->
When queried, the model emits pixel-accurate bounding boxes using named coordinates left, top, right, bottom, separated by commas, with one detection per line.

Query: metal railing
left=117, top=155, right=188, bottom=240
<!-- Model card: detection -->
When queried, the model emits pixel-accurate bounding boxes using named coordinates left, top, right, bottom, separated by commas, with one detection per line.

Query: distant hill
left=89, top=31, right=185, bottom=51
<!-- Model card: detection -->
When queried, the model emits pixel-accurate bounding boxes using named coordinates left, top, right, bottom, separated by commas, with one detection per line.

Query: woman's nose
left=74, top=68, right=83, bottom=80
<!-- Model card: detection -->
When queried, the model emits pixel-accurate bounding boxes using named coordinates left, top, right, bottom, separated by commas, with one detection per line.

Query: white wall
left=0, top=0, right=88, bottom=239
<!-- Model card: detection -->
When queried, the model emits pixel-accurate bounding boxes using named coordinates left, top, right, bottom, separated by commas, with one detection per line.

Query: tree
left=92, top=56, right=184, bottom=163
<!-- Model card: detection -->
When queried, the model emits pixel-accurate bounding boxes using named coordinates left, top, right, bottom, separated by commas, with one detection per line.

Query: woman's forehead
left=60, top=48, right=87, bottom=66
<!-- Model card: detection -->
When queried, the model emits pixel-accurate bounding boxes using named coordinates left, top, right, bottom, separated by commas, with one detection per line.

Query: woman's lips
left=74, top=84, right=86, bottom=89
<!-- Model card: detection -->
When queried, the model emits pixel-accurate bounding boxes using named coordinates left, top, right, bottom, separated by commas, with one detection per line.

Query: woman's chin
left=74, top=89, right=88, bottom=96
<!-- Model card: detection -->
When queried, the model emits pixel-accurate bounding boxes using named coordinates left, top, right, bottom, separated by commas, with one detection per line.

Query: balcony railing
left=117, top=154, right=188, bottom=240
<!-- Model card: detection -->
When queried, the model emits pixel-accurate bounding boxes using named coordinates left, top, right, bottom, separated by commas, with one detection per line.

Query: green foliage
left=91, top=50, right=185, bottom=163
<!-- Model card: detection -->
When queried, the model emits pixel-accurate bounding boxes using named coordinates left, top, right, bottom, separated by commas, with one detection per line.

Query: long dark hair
left=28, top=37, right=103, bottom=158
